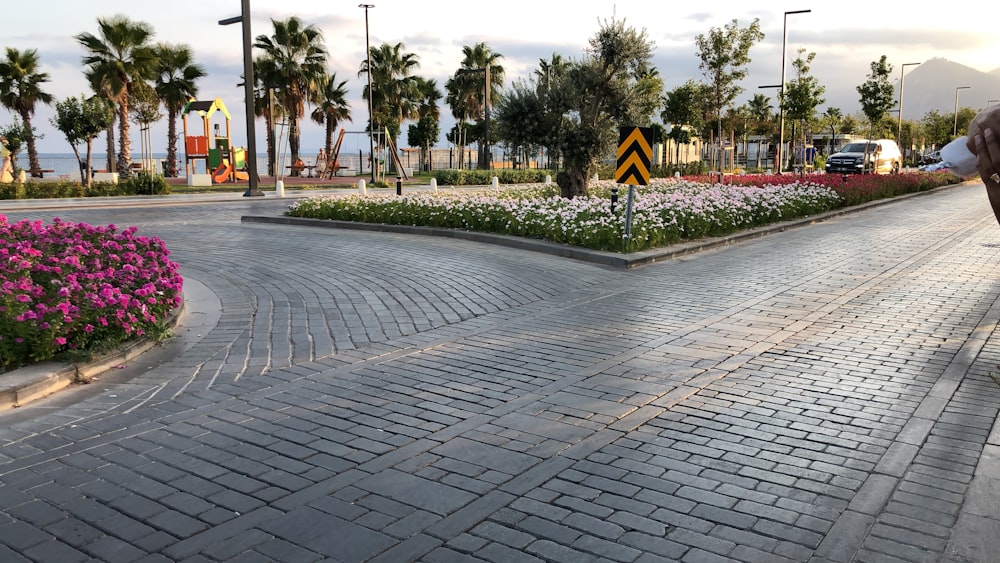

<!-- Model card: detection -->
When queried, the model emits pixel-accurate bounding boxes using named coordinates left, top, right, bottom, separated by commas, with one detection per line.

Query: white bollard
left=491, top=176, right=499, bottom=190
left=358, top=179, right=366, bottom=195
left=545, top=174, right=552, bottom=185
left=275, top=179, right=285, bottom=198
left=674, top=171, right=680, bottom=178
left=430, top=178, right=437, bottom=192
left=593, top=174, right=600, bottom=182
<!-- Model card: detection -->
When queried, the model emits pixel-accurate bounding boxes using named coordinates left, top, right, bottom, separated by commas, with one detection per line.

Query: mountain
left=897, top=58, right=1000, bottom=119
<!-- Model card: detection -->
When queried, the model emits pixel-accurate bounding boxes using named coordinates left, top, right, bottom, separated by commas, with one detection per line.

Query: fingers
left=976, top=128, right=1000, bottom=184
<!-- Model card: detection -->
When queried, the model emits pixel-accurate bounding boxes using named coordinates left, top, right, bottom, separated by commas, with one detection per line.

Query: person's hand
left=967, top=105, right=1000, bottom=153
left=973, top=125, right=1000, bottom=224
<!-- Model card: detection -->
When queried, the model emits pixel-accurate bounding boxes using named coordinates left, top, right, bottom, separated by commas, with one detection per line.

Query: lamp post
left=777, top=9, right=810, bottom=173
left=896, top=62, right=919, bottom=142
left=457, top=67, right=491, bottom=170
left=360, top=4, right=375, bottom=184
left=219, top=0, right=262, bottom=196
left=954, top=86, right=971, bottom=136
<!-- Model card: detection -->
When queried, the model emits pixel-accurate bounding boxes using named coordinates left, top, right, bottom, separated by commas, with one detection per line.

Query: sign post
left=615, top=126, right=653, bottom=249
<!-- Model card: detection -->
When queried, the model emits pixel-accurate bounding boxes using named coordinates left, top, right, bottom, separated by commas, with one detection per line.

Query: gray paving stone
left=4, top=187, right=1000, bottom=562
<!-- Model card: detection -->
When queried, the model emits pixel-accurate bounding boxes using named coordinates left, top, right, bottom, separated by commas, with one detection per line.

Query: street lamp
left=457, top=67, right=491, bottom=170
left=360, top=4, right=375, bottom=184
left=954, top=86, right=971, bottom=136
left=219, top=0, right=262, bottom=197
left=896, top=62, right=919, bottom=142
left=777, top=9, right=810, bottom=173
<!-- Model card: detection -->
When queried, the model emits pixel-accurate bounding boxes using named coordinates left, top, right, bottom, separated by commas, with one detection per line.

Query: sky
left=4, top=0, right=1000, bottom=155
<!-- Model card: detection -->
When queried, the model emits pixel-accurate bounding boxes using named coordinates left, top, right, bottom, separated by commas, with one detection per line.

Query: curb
left=0, top=299, right=187, bottom=411
left=242, top=181, right=967, bottom=269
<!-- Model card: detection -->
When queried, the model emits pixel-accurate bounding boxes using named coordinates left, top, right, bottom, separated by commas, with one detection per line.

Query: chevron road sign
left=616, top=126, right=653, bottom=186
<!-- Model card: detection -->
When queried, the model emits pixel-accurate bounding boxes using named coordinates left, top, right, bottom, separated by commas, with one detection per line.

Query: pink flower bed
left=0, top=215, right=183, bottom=372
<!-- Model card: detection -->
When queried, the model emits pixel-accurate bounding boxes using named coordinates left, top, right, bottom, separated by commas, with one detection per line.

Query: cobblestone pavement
left=1, top=184, right=1000, bottom=562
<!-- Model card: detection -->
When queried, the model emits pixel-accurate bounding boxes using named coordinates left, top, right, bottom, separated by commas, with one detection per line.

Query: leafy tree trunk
left=166, top=107, right=178, bottom=177
left=85, top=139, right=95, bottom=189
left=105, top=121, right=115, bottom=172
left=289, top=114, right=301, bottom=175
left=557, top=157, right=590, bottom=199
left=18, top=110, right=42, bottom=177
left=117, top=97, right=131, bottom=178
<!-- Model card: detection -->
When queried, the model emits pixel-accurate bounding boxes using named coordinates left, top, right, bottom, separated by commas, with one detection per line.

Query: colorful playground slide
left=212, top=163, right=232, bottom=184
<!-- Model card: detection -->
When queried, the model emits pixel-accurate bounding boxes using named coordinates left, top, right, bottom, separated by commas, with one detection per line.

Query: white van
left=825, top=139, right=902, bottom=175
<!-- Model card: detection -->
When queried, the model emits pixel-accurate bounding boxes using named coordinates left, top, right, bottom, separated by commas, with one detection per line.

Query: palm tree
left=0, top=48, right=54, bottom=177
left=76, top=16, right=156, bottom=179
left=153, top=43, right=205, bottom=177
left=359, top=42, right=421, bottom=149
left=251, top=55, right=283, bottom=176
left=254, top=16, right=328, bottom=174
left=452, top=42, right=504, bottom=169
left=310, top=72, right=352, bottom=157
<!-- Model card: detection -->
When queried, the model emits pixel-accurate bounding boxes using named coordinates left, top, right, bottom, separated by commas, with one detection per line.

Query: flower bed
left=0, top=215, right=184, bottom=373
left=286, top=172, right=959, bottom=253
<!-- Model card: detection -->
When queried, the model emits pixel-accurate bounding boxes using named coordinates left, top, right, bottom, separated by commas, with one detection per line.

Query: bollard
left=674, top=171, right=680, bottom=179
left=491, top=176, right=499, bottom=190
left=275, top=179, right=285, bottom=198
left=358, top=179, right=366, bottom=195
left=610, top=187, right=619, bottom=214
left=396, top=176, right=402, bottom=195
left=545, top=174, right=552, bottom=185
left=593, top=173, right=600, bottom=182
left=430, top=178, right=438, bottom=192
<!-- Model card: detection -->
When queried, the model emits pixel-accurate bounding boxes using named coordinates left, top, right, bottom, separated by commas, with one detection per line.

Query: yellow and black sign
left=615, top=126, right=653, bottom=186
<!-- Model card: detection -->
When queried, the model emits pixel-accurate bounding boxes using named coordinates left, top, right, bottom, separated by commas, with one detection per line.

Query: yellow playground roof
left=182, top=98, right=231, bottom=121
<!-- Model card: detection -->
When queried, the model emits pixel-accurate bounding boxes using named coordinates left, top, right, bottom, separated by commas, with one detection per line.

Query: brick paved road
left=1, top=184, right=999, bottom=562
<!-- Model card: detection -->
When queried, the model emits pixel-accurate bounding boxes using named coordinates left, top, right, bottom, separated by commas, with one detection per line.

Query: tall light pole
left=360, top=4, right=375, bottom=183
left=954, top=86, right=971, bottom=136
left=777, top=9, right=810, bottom=173
left=219, top=0, right=262, bottom=196
left=896, top=62, right=919, bottom=142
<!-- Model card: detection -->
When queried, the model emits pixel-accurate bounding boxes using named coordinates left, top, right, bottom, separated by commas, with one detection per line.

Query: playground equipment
left=181, top=98, right=249, bottom=185
left=319, top=128, right=347, bottom=179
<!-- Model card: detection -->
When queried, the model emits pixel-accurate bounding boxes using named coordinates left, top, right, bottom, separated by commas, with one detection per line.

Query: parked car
left=824, top=139, right=902, bottom=175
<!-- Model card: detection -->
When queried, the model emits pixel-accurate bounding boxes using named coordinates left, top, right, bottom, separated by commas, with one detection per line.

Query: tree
left=0, top=48, right=53, bottom=178
left=310, top=72, right=352, bottom=158
left=546, top=18, right=663, bottom=198
left=51, top=95, right=114, bottom=186
left=782, top=49, right=825, bottom=167
left=406, top=77, right=441, bottom=171
left=695, top=18, right=765, bottom=168
left=662, top=80, right=707, bottom=166
left=494, top=78, right=549, bottom=168
left=820, top=107, right=843, bottom=153
left=255, top=16, right=328, bottom=175
left=251, top=55, right=283, bottom=176
left=0, top=120, right=29, bottom=177
left=748, top=93, right=773, bottom=168
left=129, top=80, right=162, bottom=176
left=360, top=42, right=420, bottom=144
left=76, top=15, right=157, bottom=179
left=452, top=43, right=504, bottom=169
left=153, top=43, right=205, bottom=177
left=857, top=55, right=895, bottom=141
